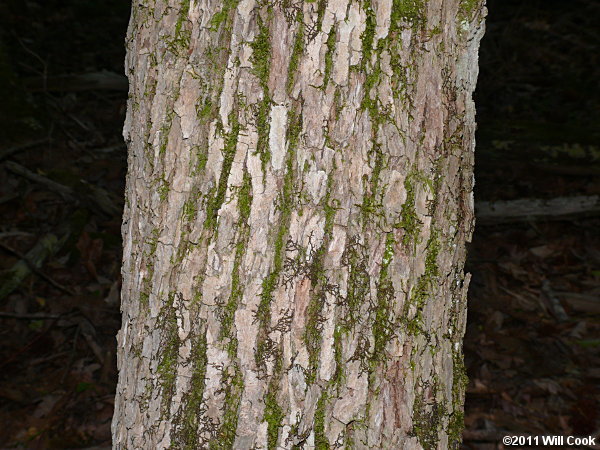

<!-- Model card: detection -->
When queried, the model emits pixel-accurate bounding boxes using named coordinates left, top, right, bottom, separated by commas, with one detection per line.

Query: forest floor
left=0, top=0, right=598, bottom=448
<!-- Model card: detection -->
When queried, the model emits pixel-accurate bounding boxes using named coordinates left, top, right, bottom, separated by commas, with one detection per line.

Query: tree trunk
left=112, top=1, right=485, bottom=448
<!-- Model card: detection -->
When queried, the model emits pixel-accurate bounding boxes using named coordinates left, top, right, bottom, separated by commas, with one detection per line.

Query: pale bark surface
left=113, top=0, right=485, bottom=448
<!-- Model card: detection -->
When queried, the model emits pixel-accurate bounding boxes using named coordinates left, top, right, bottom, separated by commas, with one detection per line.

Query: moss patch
left=255, top=108, right=303, bottom=448
left=220, top=171, right=252, bottom=357
left=263, top=358, right=284, bottom=449
left=158, top=176, right=170, bottom=202
left=303, top=170, right=339, bottom=384
left=340, top=236, right=369, bottom=333
left=167, top=0, right=192, bottom=55
left=458, top=0, right=481, bottom=22
left=447, top=350, right=468, bottom=446
left=250, top=12, right=273, bottom=174
left=314, top=391, right=330, bottom=449
left=412, top=383, right=446, bottom=450
left=255, top=108, right=301, bottom=370
left=397, top=171, right=424, bottom=248
left=204, top=112, right=240, bottom=232
left=391, top=0, right=427, bottom=32
left=156, top=292, right=181, bottom=419
left=322, top=25, right=337, bottom=90
left=287, top=11, right=305, bottom=94
left=404, top=229, right=440, bottom=336
left=210, top=364, right=244, bottom=449
left=370, top=232, right=397, bottom=367
left=140, top=227, right=160, bottom=307
left=210, top=0, right=239, bottom=31
left=171, top=325, right=209, bottom=448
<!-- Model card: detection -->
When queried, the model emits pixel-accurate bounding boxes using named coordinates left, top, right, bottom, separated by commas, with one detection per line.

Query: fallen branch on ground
left=476, top=195, right=600, bottom=224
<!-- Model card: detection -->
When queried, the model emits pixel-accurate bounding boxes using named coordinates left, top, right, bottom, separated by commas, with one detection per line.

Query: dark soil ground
left=0, top=0, right=598, bottom=448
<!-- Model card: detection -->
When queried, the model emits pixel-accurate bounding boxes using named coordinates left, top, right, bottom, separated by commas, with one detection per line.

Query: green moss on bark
left=171, top=325, right=209, bottom=449
left=405, top=229, right=440, bottom=336
left=304, top=170, right=338, bottom=384
left=340, top=235, right=370, bottom=333
left=255, top=109, right=301, bottom=370
left=458, top=0, right=482, bottom=23
left=314, top=391, right=330, bottom=449
left=221, top=171, right=252, bottom=357
left=250, top=12, right=273, bottom=173
left=391, top=0, right=427, bottom=32
left=287, top=11, right=305, bottom=94
left=370, top=232, right=397, bottom=366
left=167, top=0, right=192, bottom=54
left=332, top=325, right=345, bottom=389
left=156, top=292, right=181, bottom=419
left=412, top=384, right=446, bottom=450
left=322, top=25, right=337, bottom=90
left=210, top=364, right=244, bottom=449
left=255, top=109, right=302, bottom=448
left=397, top=171, right=423, bottom=248
left=447, top=350, right=468, bottom=446
left=263, top=358, right=284, bottom=450
left=204, top=112, right=240, bottom=232
left=210, top=0, right=239, bottom=31
left=140, top=227, right=160, bottom=307
left=158, top=176, right=170, bottom=202
left=360, top=1, right=377, bottom=70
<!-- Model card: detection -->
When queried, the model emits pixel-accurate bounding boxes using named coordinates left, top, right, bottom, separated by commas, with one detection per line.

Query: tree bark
left=112, top=1, right=485, bottom=449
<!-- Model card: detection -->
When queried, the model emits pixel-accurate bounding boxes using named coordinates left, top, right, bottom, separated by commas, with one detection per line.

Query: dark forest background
left=0, top=0, right=598, bottom=448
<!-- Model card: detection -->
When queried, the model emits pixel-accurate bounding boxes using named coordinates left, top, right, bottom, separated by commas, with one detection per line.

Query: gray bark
left=113, top=1, right=485, bottom=448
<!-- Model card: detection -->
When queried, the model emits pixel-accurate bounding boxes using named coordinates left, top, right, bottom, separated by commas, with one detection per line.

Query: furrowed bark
left=113, top=1, right=486, bottom=448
